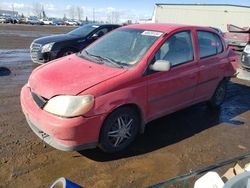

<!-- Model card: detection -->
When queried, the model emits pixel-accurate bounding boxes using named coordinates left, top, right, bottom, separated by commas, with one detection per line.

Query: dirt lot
left=0, top=24, right=250, bottom=188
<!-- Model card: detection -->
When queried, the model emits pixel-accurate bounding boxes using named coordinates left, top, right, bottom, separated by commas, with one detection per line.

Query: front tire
left=99, top=107, right=139, bottom=153
left=208, top=79, right=227, bottom=108
left=58, top=48, right=76, bottom=58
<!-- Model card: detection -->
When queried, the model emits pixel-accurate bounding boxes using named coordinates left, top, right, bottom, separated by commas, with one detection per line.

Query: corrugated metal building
left=0, top=9, right=18, bottom=16
left=151, top=4, right=250, bottom=31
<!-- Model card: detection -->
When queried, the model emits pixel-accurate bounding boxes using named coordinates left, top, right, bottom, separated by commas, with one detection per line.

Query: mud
left=0, top=24, right=74, bottom=49
left=0, top=24, right=250, bottom=188
left=237, top=67, right=250, bottom=81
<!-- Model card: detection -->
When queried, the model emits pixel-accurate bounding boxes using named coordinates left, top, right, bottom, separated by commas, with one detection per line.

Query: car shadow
left=79, top=81, right=250, bottom=161
left=0, top=67, right=11, bottom=76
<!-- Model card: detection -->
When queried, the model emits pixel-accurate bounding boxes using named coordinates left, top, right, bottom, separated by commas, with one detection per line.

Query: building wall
left=0, top=10, right=18, bottom=16
left=152, top=4, right=250, bottom=31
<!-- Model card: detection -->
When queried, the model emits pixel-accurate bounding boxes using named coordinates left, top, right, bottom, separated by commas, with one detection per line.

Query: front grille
left=30, top=43, right=42, bottom=63
left=31, top=92, right=48, bottom=108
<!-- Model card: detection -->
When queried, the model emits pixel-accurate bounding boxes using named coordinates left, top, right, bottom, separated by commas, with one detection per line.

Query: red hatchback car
left=21, top=24, right=238, bottom=153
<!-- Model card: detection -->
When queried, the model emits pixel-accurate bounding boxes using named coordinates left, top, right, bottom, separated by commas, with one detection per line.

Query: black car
left=30, top=24, right=120, bottom=64
left=241, top=44, right=250, bottom=70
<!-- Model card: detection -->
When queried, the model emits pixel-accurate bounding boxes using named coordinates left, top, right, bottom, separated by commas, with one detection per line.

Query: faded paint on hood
left=29, top=54, right=127, bottom=99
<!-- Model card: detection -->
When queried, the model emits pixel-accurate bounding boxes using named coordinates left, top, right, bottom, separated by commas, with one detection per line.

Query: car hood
left=33, top=34, right=79, bottom=45
left=29, top=54, right=127, bottom=99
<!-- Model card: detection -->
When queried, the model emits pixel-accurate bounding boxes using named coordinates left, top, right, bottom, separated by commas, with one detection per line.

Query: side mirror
left=150, top=60, right=171, bottom=72
left=92, top=33, right=98, bottom=39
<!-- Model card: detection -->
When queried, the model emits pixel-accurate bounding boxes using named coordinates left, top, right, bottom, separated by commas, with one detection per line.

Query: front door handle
left=200, top=65, right=206, bottom=70
left=189, top=73, right=196, bottom=79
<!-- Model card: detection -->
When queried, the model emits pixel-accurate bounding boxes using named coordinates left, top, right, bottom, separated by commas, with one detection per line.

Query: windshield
left=79, top=28, right=163, bottom=68
left=68, top=25, right=99, bottom=37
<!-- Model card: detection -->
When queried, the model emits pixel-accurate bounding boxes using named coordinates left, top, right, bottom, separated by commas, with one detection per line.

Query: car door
left=146, top=30, right=199, bottom=121
left=88, top=27, right=110, bottom=43
left=195, top=30, right=226, bottom=101
left=79, top=27, right=110, bottom=50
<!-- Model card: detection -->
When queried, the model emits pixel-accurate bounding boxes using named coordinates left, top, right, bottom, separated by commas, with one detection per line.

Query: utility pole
left=12, top=4, right=15, bottom=17
left=93, top=8, right=95, bottom=23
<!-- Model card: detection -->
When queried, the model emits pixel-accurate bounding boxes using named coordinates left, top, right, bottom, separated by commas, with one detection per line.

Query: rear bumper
left=21, top=85, right=106, bottom=151
left=228, top=41, right=247, bottom=51
left=228, top=41, right=247, bottom=47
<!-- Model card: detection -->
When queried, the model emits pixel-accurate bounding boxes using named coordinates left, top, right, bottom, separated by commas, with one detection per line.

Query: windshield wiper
left=84, top=50, right=124, bottom=68
left=101, top=56, right=125, bottom=68
left=82, top=50, right=104, bottom=64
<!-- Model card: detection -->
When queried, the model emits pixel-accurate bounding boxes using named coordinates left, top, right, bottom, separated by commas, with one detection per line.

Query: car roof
left=123, top=23, right=211, bottom=33
left=85, top=23, right=121, bottom=27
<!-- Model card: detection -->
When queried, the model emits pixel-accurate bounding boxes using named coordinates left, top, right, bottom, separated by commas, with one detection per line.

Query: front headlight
left=43, top=95, right=94, bottom=118
left=41, top=42, right=55, bottom=53
left=244, top=44, right=250, bottom=54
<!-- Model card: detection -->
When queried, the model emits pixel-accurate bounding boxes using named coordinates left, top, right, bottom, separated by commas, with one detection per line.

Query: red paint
left=21, top=24, right=238, bottom=150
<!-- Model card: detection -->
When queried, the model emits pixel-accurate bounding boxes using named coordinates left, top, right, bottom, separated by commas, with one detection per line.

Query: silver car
left=0, top=16, right=6, bottom=23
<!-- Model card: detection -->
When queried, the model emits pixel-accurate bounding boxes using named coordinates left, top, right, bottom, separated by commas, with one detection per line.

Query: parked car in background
left=0, top=16, right=6, bottom=23
left=19, top=17, right=28, bottom=24
left=64, top=20, right=78, bottom=26
left=224, top=24, right=250, bottom=51
left=10, top=16, right=20, bottom=24
left=4, top=16, right=12, bottom=23
left=27, top=16, right=41, bottom=25
left=52, top=18, right=64, bottom=26
left=30, top=23, right=120, bottom=64
left=21, top=24, right=238, bottom=153
left=40, top=18, right=53, bottom=25
left=241, top=44, right=250, bottom=70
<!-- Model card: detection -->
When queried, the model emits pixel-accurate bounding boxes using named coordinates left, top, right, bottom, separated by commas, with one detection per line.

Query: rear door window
left=213, top=34, right=223, bottom=53
left=197, top=31, right=224, bottom=59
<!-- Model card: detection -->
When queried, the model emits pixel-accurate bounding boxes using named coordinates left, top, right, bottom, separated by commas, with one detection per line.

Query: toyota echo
left=21, top=24, right=238, bottom=153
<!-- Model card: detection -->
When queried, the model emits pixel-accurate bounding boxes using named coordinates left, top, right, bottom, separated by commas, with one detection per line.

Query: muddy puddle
left=0, top=30, right=54, bottom=38
left=0, top=49, right=30, bottom=62
left=237, top=68, right=250, bottom=81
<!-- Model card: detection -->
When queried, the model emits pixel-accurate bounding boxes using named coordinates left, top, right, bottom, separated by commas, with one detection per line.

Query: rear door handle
left=219, top=64, right=225, bottom=69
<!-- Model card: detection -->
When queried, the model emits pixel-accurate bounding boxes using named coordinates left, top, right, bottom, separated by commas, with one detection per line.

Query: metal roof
left=124, top=23, right=212, bottom=33
left=155, top=3, right=250, bottom=9
left=0, top=9, right=18, bottom=16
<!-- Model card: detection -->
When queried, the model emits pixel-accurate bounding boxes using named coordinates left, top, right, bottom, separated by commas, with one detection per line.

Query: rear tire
left=99, top=107, right=139, bottom=153
left=208, top=79, right=227, bottom=108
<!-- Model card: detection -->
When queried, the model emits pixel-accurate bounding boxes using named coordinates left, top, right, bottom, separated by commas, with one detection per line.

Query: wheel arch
left=57, top=46, right=79, bottom=58
left=101, top=103, right=146, bottom=136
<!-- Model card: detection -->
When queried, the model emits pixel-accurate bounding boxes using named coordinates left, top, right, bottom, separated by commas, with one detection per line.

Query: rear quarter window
left=197, top=31, right=224, bottom=59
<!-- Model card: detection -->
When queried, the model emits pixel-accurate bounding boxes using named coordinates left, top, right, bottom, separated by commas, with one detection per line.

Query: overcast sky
left=0, top=0, right=249, bottom=23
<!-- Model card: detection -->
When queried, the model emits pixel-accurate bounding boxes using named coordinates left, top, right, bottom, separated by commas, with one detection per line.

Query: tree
left=76, top=6, right=84, bottom=21
left=69, top=6, right=75, bottom=20
left=107, top=11, right=120, bottom=24
left=42, top=6, right=47, bottom=19
left=63, top=14, right=67, bottom=21
left=32, top=2, right=43, bottom=18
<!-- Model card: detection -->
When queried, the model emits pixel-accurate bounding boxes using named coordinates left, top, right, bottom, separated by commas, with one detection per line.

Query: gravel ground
left=0, top=24, right=250, bottom=188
